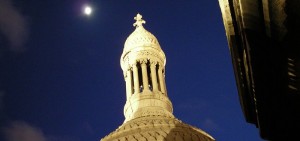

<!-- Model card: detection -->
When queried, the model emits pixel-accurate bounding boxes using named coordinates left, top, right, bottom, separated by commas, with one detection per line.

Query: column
left=150, top=62, right=158, bottom=92
left=125, top=69, right=133, bottom=99
left=158, top=64, right=166, bottom=94
left=133, top=63, right=139, bottom=93
left=162, top=70, right=167, bottom=96
left=141, top=60, right=149, bottom=91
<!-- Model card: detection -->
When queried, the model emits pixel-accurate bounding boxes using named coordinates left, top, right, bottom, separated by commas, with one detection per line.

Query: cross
left=133, top=13, right=146, bottom=27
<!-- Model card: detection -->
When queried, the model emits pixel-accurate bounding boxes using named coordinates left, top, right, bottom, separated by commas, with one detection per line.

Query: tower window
left=147, top=61, right=153, bottom=91
left=156, top=64, right=161, bottom=91
left=137, top=62, right=143, bottom=92
left=130, top=69, right=134, bottom=95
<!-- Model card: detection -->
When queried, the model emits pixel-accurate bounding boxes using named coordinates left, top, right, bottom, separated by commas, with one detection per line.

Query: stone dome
left=101, top=116, right=215, bottom=141
left=123, top=26, right=162, bottom=54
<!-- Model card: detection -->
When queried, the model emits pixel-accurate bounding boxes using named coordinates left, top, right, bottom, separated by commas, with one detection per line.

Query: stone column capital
left=150, top=61, right=157, bottom=65
left=140, top=59, right=148, bottom=64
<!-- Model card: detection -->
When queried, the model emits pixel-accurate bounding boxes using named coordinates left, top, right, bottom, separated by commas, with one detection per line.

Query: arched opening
left=156, top=64, right=161, bottom=91
left=147, top=61, right=153, bottom=91
left=137, top=62, right=143, bottom=92
left=130, top=69, right=134, bottom=95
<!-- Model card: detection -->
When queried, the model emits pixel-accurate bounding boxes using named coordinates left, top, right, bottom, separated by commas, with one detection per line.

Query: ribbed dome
left=123, top=26, right=162, bottom=54
left=101, top=116, right=215, bottom=141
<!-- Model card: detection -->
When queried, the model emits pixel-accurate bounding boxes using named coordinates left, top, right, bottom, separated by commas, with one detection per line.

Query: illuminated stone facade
left=101, top=14, right=214, bottom=141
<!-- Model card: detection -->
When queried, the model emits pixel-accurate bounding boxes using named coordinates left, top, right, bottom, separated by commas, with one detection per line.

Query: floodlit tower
left=101, top=14, right=215, bottom=141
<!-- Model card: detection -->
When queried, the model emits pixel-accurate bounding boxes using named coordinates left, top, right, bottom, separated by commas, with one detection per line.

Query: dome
left=101, top=116, right=215, bottom=141
left=123, top=26, right=162, bottom=54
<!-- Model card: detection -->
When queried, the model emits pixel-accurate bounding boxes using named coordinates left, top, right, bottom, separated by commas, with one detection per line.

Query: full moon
left=84, top=5, right=92, bottom=16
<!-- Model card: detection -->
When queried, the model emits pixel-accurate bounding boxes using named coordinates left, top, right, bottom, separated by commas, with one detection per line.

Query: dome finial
left=133, top=13, right=146, bottom=27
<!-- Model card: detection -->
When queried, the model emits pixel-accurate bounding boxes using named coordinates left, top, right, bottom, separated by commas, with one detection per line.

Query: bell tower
left=101, top=14, right=214, bottom=141
left=121, top=13, right=173, bottom=122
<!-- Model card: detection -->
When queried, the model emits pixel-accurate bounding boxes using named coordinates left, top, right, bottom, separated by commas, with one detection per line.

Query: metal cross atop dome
left=133, top=13, right=146, bottom=27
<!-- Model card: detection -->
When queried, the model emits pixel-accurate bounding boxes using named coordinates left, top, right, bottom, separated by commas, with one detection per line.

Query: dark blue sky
left=0, top=0, right=263, bottom=141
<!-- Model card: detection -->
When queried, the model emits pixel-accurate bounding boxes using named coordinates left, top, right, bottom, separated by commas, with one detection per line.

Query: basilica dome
left=101, top=116, right=214, bottom=141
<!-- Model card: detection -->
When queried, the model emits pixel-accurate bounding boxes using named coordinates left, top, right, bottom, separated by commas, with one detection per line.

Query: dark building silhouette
left=219, top=0, right=300, bottom=140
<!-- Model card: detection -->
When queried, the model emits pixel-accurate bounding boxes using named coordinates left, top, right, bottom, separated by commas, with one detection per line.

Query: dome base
left=101, top=116, right=215, bottom=141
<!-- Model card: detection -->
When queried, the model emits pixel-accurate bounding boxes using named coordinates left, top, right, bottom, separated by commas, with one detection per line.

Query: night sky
left=0, top=0, right=263, bottom=141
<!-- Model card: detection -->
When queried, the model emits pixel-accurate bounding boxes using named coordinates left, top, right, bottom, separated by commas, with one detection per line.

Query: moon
left=83, top=5, right=93, bottom=16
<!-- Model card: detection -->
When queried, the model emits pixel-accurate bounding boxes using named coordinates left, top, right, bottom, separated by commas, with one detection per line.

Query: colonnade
left=125, top=60, right=167, bottom=99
